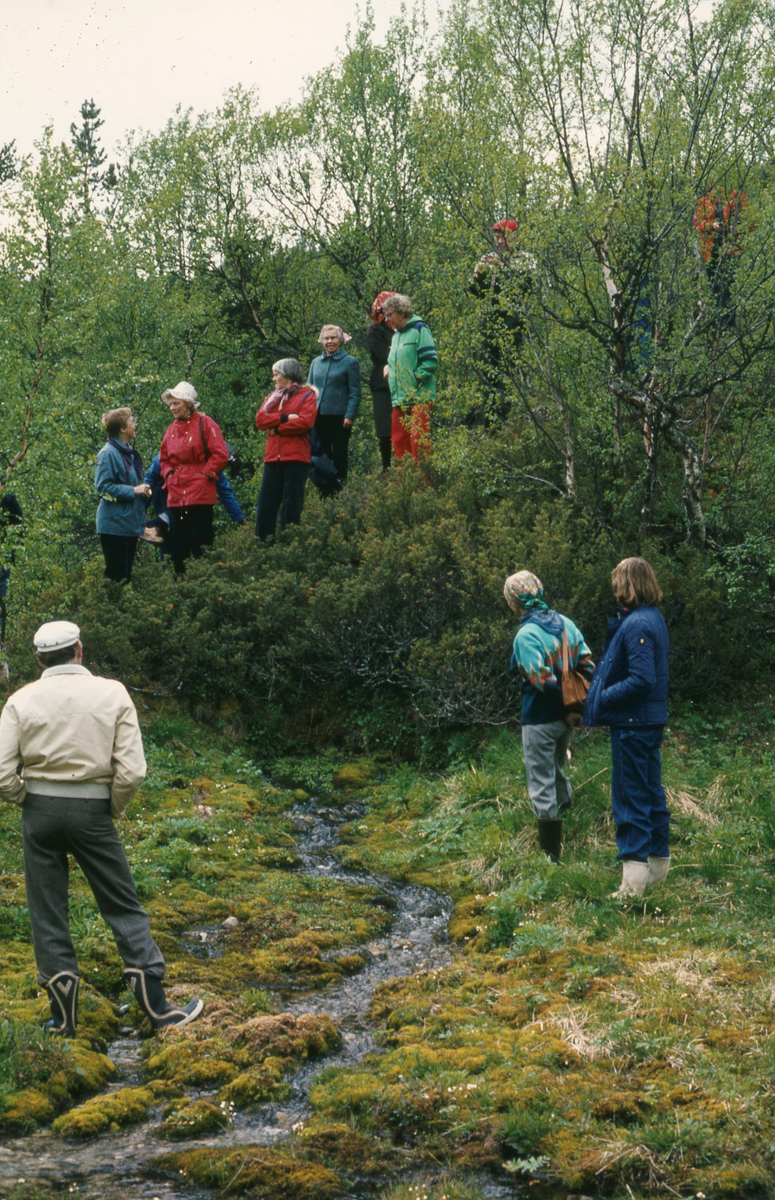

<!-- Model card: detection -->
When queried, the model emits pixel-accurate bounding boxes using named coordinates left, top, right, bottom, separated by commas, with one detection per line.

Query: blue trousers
left=610, top=727, right=670, bottom=862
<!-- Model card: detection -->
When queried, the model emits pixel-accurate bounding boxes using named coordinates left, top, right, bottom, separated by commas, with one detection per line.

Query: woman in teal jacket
left=95, top=408, right=151, bottom=583
left=306, top=325, right=361, bottom=487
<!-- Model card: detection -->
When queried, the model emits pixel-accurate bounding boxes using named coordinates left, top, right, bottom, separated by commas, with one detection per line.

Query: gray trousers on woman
left=22, top=794, right=165, bottom=985
left=521, top=720, right=573, bottom=819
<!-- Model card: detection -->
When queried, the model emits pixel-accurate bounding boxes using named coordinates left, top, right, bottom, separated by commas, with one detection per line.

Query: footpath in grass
left=0, top=704, right=774, bottom=1200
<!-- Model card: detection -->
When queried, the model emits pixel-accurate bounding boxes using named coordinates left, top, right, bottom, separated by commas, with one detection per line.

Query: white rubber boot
left=647, top=855, right=670, bottom=885
left=611, top=860, right=650, bottom=898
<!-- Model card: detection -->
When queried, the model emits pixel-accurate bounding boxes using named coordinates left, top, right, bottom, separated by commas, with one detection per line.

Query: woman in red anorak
left=255, top=358, right=318, bottom=541
left=159, top=381, right=230, bottom=573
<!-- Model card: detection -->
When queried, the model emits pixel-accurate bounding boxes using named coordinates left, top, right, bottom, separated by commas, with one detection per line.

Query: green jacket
left=387, top=317, right=438, bottom=407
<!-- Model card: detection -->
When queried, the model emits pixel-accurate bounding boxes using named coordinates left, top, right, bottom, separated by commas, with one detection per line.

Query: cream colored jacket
left=0, top=665, right=147, bottom=818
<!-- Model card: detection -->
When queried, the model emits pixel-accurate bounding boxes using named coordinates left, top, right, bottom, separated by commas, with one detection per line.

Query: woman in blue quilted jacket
left=583, top=557, right=670, bottom=898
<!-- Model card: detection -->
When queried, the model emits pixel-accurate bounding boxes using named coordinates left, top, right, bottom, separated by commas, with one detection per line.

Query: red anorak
left=159, top=412, right=230, bottom=507
left=256, top=385, right=317, bottom=464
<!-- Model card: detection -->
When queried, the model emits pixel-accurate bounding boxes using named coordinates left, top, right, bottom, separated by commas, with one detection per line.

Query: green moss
left=158, top=1097, right=229, bottom=1140
left=152, top=1145, right=342, bottom=1197
left=52, top=1085, right=158, bottom=1138
left=144, top=1037, right=240, bottom=1087
left=332, top=762, right=373, bottom=789
left=0, top=1087, right=55, bottom=1130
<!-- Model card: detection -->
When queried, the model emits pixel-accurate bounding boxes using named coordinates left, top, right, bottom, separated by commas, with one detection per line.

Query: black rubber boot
left=44, top=971, right=79, bottom=1037
left=123, top=969, right=203, bottom=1030
left=537, top=818, right=563, bottom=863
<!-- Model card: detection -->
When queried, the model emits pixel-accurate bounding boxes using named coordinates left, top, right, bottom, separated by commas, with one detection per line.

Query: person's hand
left=134, top=484, right=152, bottom=498
left=383, top=365, right=389, bottom=378
left=343, top=418, right=353, bottom=429
left=565, top=712, right=582, bottom=729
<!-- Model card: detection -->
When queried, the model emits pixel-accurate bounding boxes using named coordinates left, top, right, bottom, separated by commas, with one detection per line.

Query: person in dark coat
left=366, top=291, right=396, bottom=471
left=583, top=557, right=670, bottom=897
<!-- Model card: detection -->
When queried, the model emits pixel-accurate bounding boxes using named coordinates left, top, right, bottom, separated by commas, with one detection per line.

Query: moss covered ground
left=1, top=701, right=775, bottom=1199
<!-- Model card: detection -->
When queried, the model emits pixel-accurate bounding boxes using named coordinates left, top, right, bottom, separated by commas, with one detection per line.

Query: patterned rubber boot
left=123, top=969, right=203, bottom=1029
left=44, top=971, right=80, bottom=1037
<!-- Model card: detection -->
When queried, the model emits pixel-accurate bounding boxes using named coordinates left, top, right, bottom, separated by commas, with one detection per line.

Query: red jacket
left=255, top=385, right=317, bottom=464
left=159, top=412, right=230, bottom=507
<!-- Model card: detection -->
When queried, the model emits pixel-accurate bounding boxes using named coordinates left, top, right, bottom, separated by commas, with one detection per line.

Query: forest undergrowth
left=0, top=701, right=774, bottom=1200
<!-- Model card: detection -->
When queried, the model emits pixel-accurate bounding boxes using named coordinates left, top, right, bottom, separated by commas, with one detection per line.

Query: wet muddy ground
left=0, top=797, right=465, bottom=1199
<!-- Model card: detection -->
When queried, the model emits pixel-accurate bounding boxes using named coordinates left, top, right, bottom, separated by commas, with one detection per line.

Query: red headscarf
left=370, top=290, right=396, bottom=324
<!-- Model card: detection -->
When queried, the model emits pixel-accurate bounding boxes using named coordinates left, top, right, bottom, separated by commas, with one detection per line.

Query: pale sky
left=4, top=0, right=432, bottom=157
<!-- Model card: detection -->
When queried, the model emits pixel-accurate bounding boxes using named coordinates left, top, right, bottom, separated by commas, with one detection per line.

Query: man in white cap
left=0, top=621, right=203, bottom=1036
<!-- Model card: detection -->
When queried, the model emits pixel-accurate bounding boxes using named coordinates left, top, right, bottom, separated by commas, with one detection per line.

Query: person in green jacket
left=383, top=294, right=437, bottom=463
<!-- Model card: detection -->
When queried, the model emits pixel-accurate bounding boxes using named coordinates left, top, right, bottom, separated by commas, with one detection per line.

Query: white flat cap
left=161, top=381, right=199, bottom=406
left=34, top=621, right=80, bottom=652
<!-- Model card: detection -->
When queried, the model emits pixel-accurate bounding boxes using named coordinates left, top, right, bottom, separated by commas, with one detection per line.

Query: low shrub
left=4, top=460, right=767, bottom=757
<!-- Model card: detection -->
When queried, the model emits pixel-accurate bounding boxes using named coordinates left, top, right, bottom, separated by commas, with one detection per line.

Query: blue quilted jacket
left=583, top=606, right=669, bottom=727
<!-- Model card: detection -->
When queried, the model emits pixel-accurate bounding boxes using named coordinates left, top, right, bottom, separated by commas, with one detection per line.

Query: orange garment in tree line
left=693, top=190, right=749, bottom=262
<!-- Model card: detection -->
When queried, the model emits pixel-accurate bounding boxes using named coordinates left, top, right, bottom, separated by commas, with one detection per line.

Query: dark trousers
left=315, top=413, right=351, bottom=483
left=169, top=505, right=214, bottom=573
left=255, top=461, right=308, bottom=541
left=100, top=534, right=138, bottom=583
left=610, top=727, right=670, bottom=862
left=22, top=794, right=165, bottom=984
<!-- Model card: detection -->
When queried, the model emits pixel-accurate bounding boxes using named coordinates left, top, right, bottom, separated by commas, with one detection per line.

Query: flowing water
left=0, top=797, right=503, bottom=1200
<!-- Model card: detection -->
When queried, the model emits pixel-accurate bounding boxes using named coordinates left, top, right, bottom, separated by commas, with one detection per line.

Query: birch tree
left=481, top=0, right=775, bottom=545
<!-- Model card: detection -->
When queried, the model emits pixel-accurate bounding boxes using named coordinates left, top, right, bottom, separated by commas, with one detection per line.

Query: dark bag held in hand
left=560, top=627, right=590, bottom=715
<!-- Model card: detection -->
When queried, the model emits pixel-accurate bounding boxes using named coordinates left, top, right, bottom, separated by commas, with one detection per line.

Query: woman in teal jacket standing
left=306, top=326, right=361, bottom=488
left=95, top=407, right=151, bottom=583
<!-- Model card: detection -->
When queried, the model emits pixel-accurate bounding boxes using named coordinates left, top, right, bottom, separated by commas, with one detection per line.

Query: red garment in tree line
left=693, top=190, right=750, bottom=262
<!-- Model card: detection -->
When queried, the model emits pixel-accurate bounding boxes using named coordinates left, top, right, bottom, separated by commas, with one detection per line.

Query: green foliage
left=0, top=1020, right=70, bottom=1096
left=501, top=1101, right=554, bottom=1157
left=505, top=921, right=567, bottom=962
left=486, top=879, right=552, bottom=947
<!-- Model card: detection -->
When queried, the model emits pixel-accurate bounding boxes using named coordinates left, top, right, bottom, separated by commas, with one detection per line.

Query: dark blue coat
left=583, top=605, right=669, bottom=727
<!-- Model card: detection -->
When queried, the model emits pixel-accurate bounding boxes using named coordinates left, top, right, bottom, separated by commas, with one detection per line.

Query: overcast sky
left=4, top=0, right=434, bottom=157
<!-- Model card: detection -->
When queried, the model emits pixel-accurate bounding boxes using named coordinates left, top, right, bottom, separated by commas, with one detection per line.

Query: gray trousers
left=521, top=720, right=573, bottom=819
left=22, top=794, right=165, bottom=985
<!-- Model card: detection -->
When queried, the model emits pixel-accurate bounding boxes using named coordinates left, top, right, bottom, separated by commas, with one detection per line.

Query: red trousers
left=391, top=403, right=431, bottom=462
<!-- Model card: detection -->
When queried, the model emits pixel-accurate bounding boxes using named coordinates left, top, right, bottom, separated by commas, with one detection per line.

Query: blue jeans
left=610, top=727, right=670, bottom=862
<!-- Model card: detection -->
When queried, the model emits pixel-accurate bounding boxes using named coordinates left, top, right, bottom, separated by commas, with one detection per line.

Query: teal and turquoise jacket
left=512, top=609, right=595, bottom=725
left=387, top=317, right=438, bottom=407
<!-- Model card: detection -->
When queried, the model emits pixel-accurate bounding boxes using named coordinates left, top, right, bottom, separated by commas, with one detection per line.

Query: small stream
left=0, top=797, right=470, bottom=1199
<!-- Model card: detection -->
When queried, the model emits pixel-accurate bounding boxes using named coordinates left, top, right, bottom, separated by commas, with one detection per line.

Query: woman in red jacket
left=158, top=381, right=230, bottom=573
left=255, top=359, right=317, bottom=541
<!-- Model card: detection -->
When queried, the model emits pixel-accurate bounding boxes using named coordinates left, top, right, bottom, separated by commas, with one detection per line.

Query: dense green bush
left=4, top=459, right=769, bottom=754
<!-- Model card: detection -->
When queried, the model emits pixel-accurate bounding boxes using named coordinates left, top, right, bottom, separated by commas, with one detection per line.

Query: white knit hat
left=161, top=381, right=199, bottom=408
left=34, top=621, right=80, bottom=652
